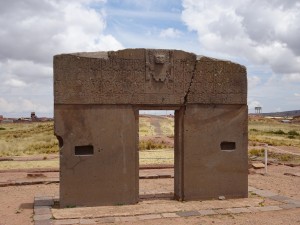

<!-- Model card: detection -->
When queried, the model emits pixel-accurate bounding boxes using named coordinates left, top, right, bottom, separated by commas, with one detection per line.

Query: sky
left=0, top=0, right=299, bottom=117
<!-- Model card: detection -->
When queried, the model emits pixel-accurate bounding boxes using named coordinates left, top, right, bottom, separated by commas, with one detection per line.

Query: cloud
left=181, top=0, right=300, bottom=79
left=248, top=100, right=263, bottom=112
left=0, top=0, right=123, bottom=117
left=282, top=73, right=300, bottom=83
left=159, top=28, right=182, bottom=38
left=248, top=76, right=261, bottom=88
left=4, top=79, right=27, bottom=88
left=0, top=97, right=52, bottom=115
left=294, top=93, right=300, bottom=97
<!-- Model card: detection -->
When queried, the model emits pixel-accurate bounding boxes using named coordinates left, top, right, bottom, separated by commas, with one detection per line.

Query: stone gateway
left=54, top=49, right=248, bottom=207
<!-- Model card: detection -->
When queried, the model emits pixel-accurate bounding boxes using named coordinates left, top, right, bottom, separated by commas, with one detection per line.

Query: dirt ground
left=0, top=164, right=299, bottom=225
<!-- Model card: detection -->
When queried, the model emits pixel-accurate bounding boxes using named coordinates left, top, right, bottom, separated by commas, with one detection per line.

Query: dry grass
left=0, top=122, right=58, bottom=157
left=248, top=148, right=300, bottom=163
left=139, top=118, right=156, bottom=137
left=1, top=116, right=299, bottom=159
left=249, top=118, right=300, bottom=147
left=0, top=160, right=59, bottom=170
left=160, top=116, right=174, bottom=136
left=139, top=149, right=174, bottom=165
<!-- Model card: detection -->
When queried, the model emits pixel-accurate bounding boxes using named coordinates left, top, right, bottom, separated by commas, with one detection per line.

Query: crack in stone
left=69, top=157, right=87, bottom=174
left=183, top=60, right=197, bottom=106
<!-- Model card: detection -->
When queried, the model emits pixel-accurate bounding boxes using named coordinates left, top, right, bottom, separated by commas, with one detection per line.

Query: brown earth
left=0, top=164, right=300, bottom=225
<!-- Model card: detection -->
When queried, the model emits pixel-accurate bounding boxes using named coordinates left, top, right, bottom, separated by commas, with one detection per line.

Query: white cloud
left=248, top=100, right=262, bottom=110
left=4, top=79, right=27, bottom=88
left=247, top=76, right=261, bottom=88
left=181, top=0, right=300, bottom=79
left=0, top=97, right=52, bottom=115
left=294, top=93, right=300, bottom=97
left=282, top=73, right=300, bottom=83
left=159, top=28, right=182, bottom=38
left=0, top=0, right=123, bottom=117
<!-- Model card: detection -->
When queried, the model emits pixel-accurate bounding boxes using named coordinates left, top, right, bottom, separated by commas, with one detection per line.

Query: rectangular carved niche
left=220, top=142, right=236, bottom=151
left=75, top=145, right=94, bottom=156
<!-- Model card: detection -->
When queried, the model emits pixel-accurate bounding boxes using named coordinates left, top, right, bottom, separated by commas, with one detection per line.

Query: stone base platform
left=33, top=186, right=300, bottom=225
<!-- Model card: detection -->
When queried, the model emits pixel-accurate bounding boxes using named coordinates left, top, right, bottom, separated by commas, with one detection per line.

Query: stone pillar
left=182, top=104, right=248, bottom=200
left=55, top=105, right=138, bottom=207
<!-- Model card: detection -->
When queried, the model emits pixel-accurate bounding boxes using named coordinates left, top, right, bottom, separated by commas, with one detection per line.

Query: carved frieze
left=54, top=49, right=247, bottom=105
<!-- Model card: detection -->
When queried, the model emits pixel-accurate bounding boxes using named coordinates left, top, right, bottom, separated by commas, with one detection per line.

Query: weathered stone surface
left=252, top=162, right=265, bottom=169
left=182, top=104, right=248, bottom=200
left=54, top=49, right=246, bottom=105
left=176, top=211, right=201, bottom=217
left=55, top=105, right=138, bottom=207
left=54, top=48, right=248, bottom=207
left=226, top=207, right=251, bottom=214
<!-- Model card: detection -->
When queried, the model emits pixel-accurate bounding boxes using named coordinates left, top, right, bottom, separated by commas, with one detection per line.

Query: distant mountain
left=258, top=110, right=300, bottom=117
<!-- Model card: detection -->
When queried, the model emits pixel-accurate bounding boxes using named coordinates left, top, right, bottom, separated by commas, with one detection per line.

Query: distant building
left=255, top=107, right=262, bottom=114
left=31, top=112, right=39, bottom=121
left=2, top=119, right=13, bottom=123
left=0, top=115, right=3, bottom=122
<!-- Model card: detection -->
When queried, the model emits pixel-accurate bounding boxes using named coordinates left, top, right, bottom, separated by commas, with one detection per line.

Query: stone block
left=118, top=216, right=139, bottom=222
left=34, top=214, right=52, bottom=221
left=279, top=204, right=298, bottom=209
left=268, top=195, right=290, bottom=203
left=53, top=219, right=80, bottom=225
left=137, top=214, right=162, bottom=220
left=79, top=218, right=97, bottom=224
left=198, top=209, right=217, bottom=215
left=35, top=220, right=53, bottom=225
left=176, top=211, right=201, bottom=217
left=34, top=206, right=51, bottom=215
left=258, top=206, right=281, bottom=211
left=226, top=207, right=251, bottom=214
left=161, top=212, right=180, bottom=218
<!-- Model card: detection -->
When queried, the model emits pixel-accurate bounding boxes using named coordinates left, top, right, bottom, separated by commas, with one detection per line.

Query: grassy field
left=0, top=122, right=58, bottom=157
left=0, top=116, right=299, bottom=160
left=249, top=117, right=300, bottom=147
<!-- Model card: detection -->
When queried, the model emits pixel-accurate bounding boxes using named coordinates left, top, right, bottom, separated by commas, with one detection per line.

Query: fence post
left=264, top=144, right=268, bottom=175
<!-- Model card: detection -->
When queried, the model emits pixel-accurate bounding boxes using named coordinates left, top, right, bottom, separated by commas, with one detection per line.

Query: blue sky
left=0, top=0, right=299, bottom=117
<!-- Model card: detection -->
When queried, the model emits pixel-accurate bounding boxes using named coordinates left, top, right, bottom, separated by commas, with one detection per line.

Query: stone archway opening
left=138, top=109, right=175, bottom=200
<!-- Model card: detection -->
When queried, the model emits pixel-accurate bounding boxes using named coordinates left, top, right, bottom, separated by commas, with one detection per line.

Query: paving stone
left=268, top=195, right=290, bottom=203
left=34, top=206, right=51, bottom=215
left=35, top=220, right=53, bottom=225
left=79, top=218, right=97, bottom=224
left=161, top=212, right=180, bottom=218
left=279, top=204, right=298, bottom=209
left=94, top=217, right=116, bottom=223
left=226, top=207, right=251, bottom=214
left=118, top=216, right=139, bottom=222
left=252, top=162, right=265, bottom=169
left=176, top=210, right=201, bottom=217
left=215, top=209, right=229, bottom=214
left=247, top=207, right=261, bottom=213
left=253, top=189, right=277, bottom=197
left=35, top=196, right=54, bottom=201
left=198, top=209, right=217, bottom=216
left=53, top=219, right=80, bottom=225
left=282, top=199, right=300, bottom=205
left=35, top=199, right=54, bottom=206
left=248, top=186, right=259, bottom=192
left=34, top=214, right=52, bottom=221
left=138, top=214, right=162, bottom=220
left=258, top=206, right=282, bottom=212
